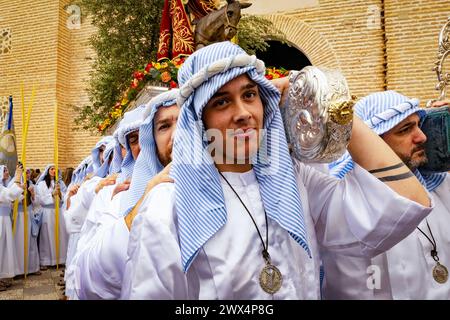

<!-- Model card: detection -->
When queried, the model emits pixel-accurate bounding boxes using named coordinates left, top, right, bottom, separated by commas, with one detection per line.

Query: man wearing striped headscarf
left=72, top=90, right=179, bottom=300
left=63, top=106, right=145, bottom=300
left=324, top=91, right=449, bottom=299
left=120, top=41, right=433, bottom=300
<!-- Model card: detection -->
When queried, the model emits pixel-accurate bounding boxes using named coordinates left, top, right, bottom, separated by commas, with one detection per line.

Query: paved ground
left=0, top=267, right=65, bottom=300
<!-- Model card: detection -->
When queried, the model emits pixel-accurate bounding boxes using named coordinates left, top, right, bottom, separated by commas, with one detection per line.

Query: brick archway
left=262, top=15, right=340, bottom=69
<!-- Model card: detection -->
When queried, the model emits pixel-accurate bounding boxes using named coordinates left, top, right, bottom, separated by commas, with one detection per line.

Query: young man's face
left=202, top=74, right=264, bottom=165
left=153, top=104, right=179, bottom=167
left=127, top=130, right=140, bottom=160
left=381, top=113, right=428, bottom=170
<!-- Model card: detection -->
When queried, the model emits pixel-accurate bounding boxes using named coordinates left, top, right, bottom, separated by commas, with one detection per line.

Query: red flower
left=133, top=71, right=145, bottom=81
left=145, top=62, right=153, bottom=73
left=169, top=80, right=178, bottom=89
left=131, top=78, right=139, bottom=89
left=265, top=74, right=273, bottom=80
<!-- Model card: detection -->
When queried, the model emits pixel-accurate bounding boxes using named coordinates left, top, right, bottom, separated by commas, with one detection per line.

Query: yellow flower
left=160, top=62, right=169, bottom=69
left=121, top=97, right=129, bottom=106
left=154, top=62, right=161, bottom=70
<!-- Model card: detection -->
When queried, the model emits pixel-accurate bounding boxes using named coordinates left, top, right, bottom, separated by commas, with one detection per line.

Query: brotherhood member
left=74, top=90, right=179, bottom=300
left=65, top=106, right=144, bottom=300
left=63, top=138, right=115, bottom=276
left=35, top=164, right=68, bottom=268
left=12, top=168, right=40, bottom=275
left=121, top=41, right=432, bottom=300
left=0, top=164, right=24, bottom=291
left=325, top=91, right=450, bottom=299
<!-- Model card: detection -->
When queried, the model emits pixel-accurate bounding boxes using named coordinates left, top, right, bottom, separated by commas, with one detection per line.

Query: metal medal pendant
left=433, top=262, right=449, bottom=284
left=259, top=263, right=283, bottom=294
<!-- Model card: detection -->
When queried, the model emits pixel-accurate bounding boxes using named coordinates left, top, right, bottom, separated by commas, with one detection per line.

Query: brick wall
left=279, top=0, right=387, bottom=98
left=0, top=0, right=99, bottom=169
left=384, top=0, right=450, bottom=105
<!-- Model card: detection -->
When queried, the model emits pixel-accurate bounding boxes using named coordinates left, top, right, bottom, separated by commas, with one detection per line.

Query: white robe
left=77, top=160, right=431, bottom=300
left=0, top=183, right=23, bottom=278
left=71, top=185, right=128, bottom=299
left=322, top=174, right=450, bottom=299
left=35, top=180, right=68, bottom=266
left=13, top=190, right=40, bottom=275
left=64, top=177, right=101, bottom=268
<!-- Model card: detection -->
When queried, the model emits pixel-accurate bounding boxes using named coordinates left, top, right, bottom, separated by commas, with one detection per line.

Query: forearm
left=348, top=116, right=430, bottom=207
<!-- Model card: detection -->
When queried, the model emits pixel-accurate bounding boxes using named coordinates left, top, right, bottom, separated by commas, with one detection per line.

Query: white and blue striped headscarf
left=71, top=156, right=92, bottom=184
left=119, top=89, right=179, bottom=215
left=91, top=136, right=113, bottom=173
left=95, top=139, right=116, bottom=178
left=172, top=41, right=310, bottom=272
left=329, top=91, right=446, bottom=192
left=115, top=105, right=146, bottom=182
left=110, top=128, right=123, bottom=175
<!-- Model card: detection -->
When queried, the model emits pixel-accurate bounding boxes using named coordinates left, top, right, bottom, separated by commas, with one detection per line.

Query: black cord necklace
left=218, top=171, right=283, bottom=294
left=417, top=220, right=448, bottom=284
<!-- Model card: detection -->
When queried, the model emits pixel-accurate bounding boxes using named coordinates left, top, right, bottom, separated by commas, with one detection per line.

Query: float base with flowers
left=99, top=58, right=289, bottom=134
left=98, top=0, right=290, bottom=134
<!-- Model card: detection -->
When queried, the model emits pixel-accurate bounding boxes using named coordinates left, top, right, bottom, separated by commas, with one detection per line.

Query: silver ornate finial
left=282, top=66, right=355, bottom=163
left=427, top=17, right=450, bottom=107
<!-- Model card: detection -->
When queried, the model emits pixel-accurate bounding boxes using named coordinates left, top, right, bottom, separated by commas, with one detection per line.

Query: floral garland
left=97, top=62, right=289, bottom=133
left=265, top=66, right=289, bottom=80
left=97, top=56, right=185, bottom=132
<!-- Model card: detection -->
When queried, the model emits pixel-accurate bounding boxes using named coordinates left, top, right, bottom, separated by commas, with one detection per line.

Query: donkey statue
left=193, top=0, right=252, bottom=50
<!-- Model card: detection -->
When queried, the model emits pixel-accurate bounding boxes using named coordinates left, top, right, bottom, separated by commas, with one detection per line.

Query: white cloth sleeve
left=121, top=183, right=189, bottom=300
left=0, top=182, right=23, bottom=203
left=295, top=160, right=433, bottom=257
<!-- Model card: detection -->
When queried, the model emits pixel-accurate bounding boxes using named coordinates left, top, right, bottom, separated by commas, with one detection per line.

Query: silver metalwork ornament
left=281, top=66, right=356, bottom=163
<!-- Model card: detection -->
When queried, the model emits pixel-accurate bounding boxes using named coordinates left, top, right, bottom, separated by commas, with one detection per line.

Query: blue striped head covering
left=173, top=41, right=310, bottom=272
left=116, top=105, right=146, bottom=182
left=73, top=156, right=92, bottom=182
left=110, top=129, right=123, bottom=175
left=119, top=89, right=179, bottom=215
left=78, top=156, right=93, bottom=183
left=91, top=136, right=113, bottom=172
left=95, top=139, right=116, bottom=178
left=329, top=91, right=446, bottom=191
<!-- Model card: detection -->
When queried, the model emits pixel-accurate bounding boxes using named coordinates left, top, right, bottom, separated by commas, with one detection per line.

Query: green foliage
left=74, top=0, right=164, bottom=132
left=237, top=15, right=286, bottom=56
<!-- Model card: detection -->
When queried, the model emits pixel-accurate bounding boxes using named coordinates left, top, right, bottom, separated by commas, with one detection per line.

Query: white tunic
left=118, top=161, right=432, bottom=299
left=13, top=184, right=40, bottom=275
left=35, top=180, right=68, bottom=266
left=322, top=174, right=450, bottom=300
left=0, top=183, right=24, bottom=278
left=63, top=176, right=101, bottom=298
left=71, top=186, right=128, bottom=299
left=64, top=177, right=101, bottom=265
